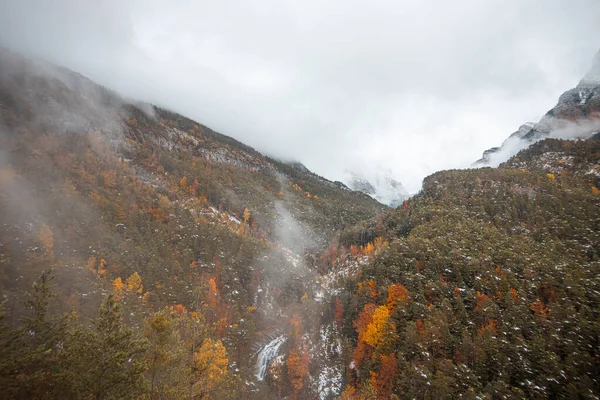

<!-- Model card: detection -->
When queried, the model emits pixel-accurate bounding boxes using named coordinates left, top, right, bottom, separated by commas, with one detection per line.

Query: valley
left=0, top=46, right=599, bottom=399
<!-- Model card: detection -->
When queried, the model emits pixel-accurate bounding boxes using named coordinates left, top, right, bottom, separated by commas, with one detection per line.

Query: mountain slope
left=331, top=137, right=600, bottom=398
left=475, top=49, right=600, bottom=167
left=0, top=48, right=385, bottom=398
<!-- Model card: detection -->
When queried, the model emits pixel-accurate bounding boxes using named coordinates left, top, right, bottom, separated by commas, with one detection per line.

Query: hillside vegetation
left=334, top=138, right=600, bottom=398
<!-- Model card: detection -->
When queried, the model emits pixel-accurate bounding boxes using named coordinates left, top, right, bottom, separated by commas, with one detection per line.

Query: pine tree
left=65, top=295, right=148, bottom=399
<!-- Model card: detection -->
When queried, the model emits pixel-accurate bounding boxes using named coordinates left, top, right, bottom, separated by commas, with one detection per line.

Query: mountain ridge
left=474, top=49, right=600, bottom=167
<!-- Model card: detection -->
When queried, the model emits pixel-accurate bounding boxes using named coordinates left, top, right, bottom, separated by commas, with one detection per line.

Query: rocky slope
left=475, top=49, right=600, bottom=167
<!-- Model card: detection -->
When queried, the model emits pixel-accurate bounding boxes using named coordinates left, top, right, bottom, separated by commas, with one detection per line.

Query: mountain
left=0, top=48, right=385, bottom=399
left=346, top=169, right=409, bottom=207
left=1, top=46, right=599, bottom=400
left=332, top=136, right=600, bottom=398
left=474, top=49, right=600, bottom=167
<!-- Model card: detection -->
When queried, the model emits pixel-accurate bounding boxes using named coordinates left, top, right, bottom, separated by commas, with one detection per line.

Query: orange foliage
left=416, top=318, right=425, bottom=335
left=387, top=283, right=409, bottom=310
left=530, top=299, right=549, bottom=319
left=172, top=304, right=187, bottom=315
left=352, top=303, right=377, bottom=366
left=112, top=277, right=124, bottom=301
left=339, top=385, right=357, bottom=399
left=289, top=314, right=303, bottom=342
left=287, top=348, right=309, bottom=393
left=215, top=317, right=228, bottom=337
left=510, top=288, right=519, bottom=304
left=141, top=291, right=150, bottom=305
left=190, top=178, right=199, bottom=195
left=179, top=176, right=187, bottom=188
left=371, top=353, right=397, bottom=398
left=363, top=242, right=375, bottom=256
left=475, top=291, right=491, bottom=311
left=357, top=279, right=377, bottom=300
left=453, top=286, right=461, bottom=298
left=477, top=320, right=497, bottom=336
left=208, top=277, right=218, bottom=310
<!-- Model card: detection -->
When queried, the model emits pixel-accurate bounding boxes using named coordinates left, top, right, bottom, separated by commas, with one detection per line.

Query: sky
left=1, top=0, right=599, bottom=192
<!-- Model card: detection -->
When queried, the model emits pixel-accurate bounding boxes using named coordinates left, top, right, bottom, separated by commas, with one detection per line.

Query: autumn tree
left=191, top=338, right=229, bottom=399
left=386, top=283, right=409, bottom=311
left=126, top=272, right=143, bottom=294
left=287, top=347, right=309, bottom=397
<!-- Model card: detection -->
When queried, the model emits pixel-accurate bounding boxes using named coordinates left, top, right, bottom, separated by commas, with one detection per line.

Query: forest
left=0, top=48, right=599, bottom=399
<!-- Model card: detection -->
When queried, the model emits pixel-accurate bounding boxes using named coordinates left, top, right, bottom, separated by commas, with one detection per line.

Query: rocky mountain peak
left=474, top=50, right=600, bottom=167
left=579, top=48, right=600, bottom=87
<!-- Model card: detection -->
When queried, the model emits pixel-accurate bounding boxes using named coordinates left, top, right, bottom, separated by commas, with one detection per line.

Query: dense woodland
left=0, top=49, right=599, bottom=399
left=333, top=139, right=600, bottom=398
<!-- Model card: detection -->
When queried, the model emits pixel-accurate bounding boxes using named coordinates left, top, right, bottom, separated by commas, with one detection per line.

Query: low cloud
left=1, top=0, right=599, bottom=192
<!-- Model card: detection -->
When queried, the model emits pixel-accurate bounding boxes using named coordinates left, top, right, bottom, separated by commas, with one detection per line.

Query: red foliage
left=371, top=353, right=397, bottom=398
left=334, top=297, right=344, bottom=329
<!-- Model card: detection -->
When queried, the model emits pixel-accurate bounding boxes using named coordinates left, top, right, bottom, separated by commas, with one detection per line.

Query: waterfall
left=254, top=335, right=286, bottom=381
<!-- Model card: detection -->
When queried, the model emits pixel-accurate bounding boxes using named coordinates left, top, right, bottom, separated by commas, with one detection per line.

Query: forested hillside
left=1, top=47, right=599, bottom=400
left=0, top=48, right=384, bottom=399
left=333, top=138, right=600, bottom=398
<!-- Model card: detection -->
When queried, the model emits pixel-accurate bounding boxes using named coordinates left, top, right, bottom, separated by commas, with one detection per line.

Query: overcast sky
left=1, top=0, right=599, bottom=192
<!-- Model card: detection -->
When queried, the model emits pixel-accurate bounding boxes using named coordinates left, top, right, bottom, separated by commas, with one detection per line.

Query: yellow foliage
left=364, top=305, right=390, bottom=346
left=339, top=385, right=357, bottom=399
left=113, top=277, right=124, bottom=301
left=126, top=272, right=143, bottom=294
left=546, top=173, right=555, bottom=181
left=97, top=258, right=107, bottom=278
left=192, top=339, right=228, bottom=396
left=592, top=185, right=600, bottom=195
left=142, top=291, right=150, bottom=305
left=301, top=292, right=309, bottom=302
left=86, top=256, right=97, bottom=275
left=363, top=242, right=375, bottom=256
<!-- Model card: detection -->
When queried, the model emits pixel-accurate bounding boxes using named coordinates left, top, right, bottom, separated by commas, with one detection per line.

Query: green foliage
left=341, top=139, right=600, bottom=398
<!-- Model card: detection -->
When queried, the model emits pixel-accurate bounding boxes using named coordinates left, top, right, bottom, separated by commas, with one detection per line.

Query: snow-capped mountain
left=346, top=169, right=409, bottom=207
left=474, top=49, right=600, bottom=167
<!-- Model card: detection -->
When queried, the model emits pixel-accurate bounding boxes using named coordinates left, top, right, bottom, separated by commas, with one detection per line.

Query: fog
left=1, top=0, right=599, bottom=192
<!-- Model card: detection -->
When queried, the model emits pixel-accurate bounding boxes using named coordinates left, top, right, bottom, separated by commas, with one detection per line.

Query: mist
left=1, top=0, right=599, bottom=192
